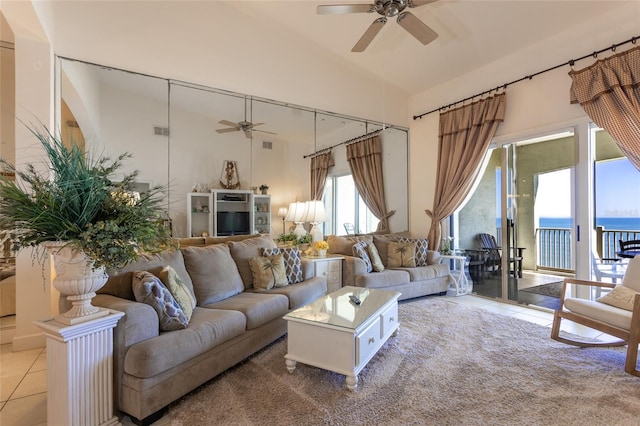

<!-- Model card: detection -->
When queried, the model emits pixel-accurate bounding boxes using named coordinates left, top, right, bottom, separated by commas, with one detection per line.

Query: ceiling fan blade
left=244, top=130, right=253, bottom=139
left=254, top=129, right=278, bottom=135
left=352, top=17, right=387, bottom=52
left=317, top=4, right=374, bottom=15
left=251, top=123, right=265, bottom=128
left=408, top=0, right=438, bottom=7
left=218, top=120, right=239, bottom=127
left=216, top=128, right=239, bottom=134
left=397, top=12, right=438, bottom=45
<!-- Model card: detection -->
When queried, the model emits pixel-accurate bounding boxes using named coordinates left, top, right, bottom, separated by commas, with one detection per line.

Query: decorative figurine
left=220, top=160, right=241, bottom=189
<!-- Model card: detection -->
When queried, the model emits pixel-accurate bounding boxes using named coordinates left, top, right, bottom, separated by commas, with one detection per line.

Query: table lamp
left=304, top=200, right=328, bottom=243
left=277, top=207, right=288, bottom=236
left=284, top=202, right=308, bottom=239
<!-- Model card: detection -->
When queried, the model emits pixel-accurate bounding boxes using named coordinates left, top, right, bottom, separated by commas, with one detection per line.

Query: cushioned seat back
left=622, top=256, right=640, bottom=292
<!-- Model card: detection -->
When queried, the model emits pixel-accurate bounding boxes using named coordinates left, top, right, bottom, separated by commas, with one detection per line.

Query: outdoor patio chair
left=551, top=255, right=640, bottom=377
left=619, top=239, right=640, bottom=259
left=478, top=233, right=524, bottom=278
left=344, top=223, right=355, bottom=235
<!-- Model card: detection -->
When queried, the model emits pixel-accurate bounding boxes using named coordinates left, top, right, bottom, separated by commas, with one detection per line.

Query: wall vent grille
left=262, top=141, right=273, bottom=150
left=154, top=126, right=169, bottom=136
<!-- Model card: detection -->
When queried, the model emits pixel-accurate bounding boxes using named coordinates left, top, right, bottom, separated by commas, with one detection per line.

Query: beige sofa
left=328, top=233, right=450, bottom=300
left=93, top=234, right=327, bottom=425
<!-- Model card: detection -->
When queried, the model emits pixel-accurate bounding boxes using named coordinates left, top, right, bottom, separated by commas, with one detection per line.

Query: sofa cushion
left=132, top=271, right=189, bottom=331
left=564, top=297, right=632, bottom=331
left=100, top=249, right=195, bottom=301
left=227, top=235, right=278, bottom=289
left=202, top=292, right=289, bottom=330
left=393, top=264, right=450, bottom=282
left=158, top=265, right=197, bottom=321
left=400, top=237, right=429, bottom=266
left=372, top=232, right=411, bottom=265
left=596, top=285, right=639, bottom=311
left=352, top=241, right=373, bottom=273
left=259, top=276, right=328, bottom=310
left=355, top=269, right=410, bottom=289
left=327, top=235, right=373, bottom=256
left=182, top=244, right=244, bottom=305
left=249, top=254, right=288, bottom=290
left=387, top=241, right=417, bottom=268
left=367, top=242, right=385, bottom=272
left=123, top=307, right=246, bottom=378
left=262, top=247, right=304, bottom=284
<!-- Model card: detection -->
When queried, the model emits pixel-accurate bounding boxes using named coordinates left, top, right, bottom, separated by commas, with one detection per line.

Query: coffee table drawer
left=356, top=317, right=381, bottom=366
left=381, top=303, right=399, bottom=339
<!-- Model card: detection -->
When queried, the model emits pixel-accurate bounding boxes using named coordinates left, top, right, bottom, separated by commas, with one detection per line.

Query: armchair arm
left=557, top=278, right=616, bottom=310
left=341, top=255, right=369, bottom=287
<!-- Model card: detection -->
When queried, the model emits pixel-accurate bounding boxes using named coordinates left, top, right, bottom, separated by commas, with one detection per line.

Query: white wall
left=407, top=2, right=640, bottom=238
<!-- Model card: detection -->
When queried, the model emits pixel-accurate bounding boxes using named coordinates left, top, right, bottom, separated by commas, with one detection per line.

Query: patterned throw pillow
left=597, top=285, right=639, bottom=311
left=132, top=271, right=189, bottom=331
left=158, top=265, right=197, bottom=322
left=262, top=247, right=304, bottom=284
left=352, top=241, right=373, bottom=273
left=400, top=237, right=429, bottom=266
left=367, top=242, right=385, bottom=272
left=387, top=241, right=417, bottom=268
left=248, top=254, right=288, bottom=291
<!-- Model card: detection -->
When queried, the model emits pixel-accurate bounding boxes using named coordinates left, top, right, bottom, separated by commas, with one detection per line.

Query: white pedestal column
left=35, top=310, right=125, bottom=426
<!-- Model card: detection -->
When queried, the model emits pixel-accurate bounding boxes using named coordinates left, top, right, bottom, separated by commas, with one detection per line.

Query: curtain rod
left=303, top=128, right=386, bottom=159
left=413, top=35, right=640, bottom=120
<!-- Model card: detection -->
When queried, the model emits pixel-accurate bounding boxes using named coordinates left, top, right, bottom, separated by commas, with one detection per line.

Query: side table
left=439, top=254, right=472, bottom=296
left=303, top=254, right=344, bottom=293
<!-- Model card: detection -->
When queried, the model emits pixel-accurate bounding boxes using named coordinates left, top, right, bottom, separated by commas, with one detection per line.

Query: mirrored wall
left=58, top=57, right=409, bottom=237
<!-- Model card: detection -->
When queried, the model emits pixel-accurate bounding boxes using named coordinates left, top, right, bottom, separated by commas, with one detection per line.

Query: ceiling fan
left=215, top=98, right=277, bottom=139
left=318, top=0, right=439, bottom=52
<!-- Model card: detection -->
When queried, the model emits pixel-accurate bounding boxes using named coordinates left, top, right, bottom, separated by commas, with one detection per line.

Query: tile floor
left=0, top=294, right=615, bottom=426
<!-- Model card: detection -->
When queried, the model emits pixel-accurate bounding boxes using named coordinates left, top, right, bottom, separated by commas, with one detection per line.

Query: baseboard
left=12, top=332, right=45, bottom=351
left=0, top=325, right=15, bottom=344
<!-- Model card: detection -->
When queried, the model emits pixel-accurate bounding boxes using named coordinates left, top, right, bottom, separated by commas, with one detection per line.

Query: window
left=323, top=174, right=379, bottom=235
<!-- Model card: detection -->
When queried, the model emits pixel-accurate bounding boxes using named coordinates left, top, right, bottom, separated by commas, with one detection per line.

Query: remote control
left=349, top=295, right=361, bottom=305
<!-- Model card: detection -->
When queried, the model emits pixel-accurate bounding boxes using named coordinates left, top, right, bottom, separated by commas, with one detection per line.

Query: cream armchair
left=551, top=256, right=640, bottom=377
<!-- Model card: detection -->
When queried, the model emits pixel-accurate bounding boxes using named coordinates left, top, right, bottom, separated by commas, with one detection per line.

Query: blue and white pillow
left=352, top=240, right=373, bottom=273
left=132, top=271, right=189, bottom=331
left=400, top=237, right=429, bottom=266
left=262, top=246, right=304, bottom=284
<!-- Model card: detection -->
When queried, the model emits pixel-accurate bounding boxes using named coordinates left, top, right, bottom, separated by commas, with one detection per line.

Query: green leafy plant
left=0, top=125, right=172, bottom=271
left=275, top=232, right=312, bottom=246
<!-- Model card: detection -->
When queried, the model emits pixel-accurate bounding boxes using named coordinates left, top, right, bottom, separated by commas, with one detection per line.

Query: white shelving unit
left=187, top=192, right=214, bottom=237
left=253, top=194, right=271, bottom=235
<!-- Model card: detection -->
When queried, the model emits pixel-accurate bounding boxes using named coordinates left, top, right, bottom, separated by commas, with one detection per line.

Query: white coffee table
left=283, top=286, right=400, bottom=390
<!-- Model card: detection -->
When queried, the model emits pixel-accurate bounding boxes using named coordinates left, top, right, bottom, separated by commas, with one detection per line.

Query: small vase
left=317, top=249, right=327, bottom=257
left=44, top=242, right=110, bottom=325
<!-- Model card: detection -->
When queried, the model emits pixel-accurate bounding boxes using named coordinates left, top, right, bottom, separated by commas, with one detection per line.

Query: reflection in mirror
left=58, top=57, right=409, bottom=239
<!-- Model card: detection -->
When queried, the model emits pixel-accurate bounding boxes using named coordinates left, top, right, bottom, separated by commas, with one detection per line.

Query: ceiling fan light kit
left=318, top=0, right=439, bottom=52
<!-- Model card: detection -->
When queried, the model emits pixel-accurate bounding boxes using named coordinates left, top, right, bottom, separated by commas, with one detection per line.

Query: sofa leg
left=438, top=291, right=447, bottom=296
left=131, top=408, right=166, bottom=426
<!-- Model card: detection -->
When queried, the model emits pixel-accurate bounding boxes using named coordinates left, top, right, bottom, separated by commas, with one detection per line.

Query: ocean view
left=539, top=217, right=640, bottom=231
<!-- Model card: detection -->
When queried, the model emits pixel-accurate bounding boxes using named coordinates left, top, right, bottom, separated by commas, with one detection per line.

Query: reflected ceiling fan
left=318, top=0, right=439, bottom=52
left=215, top=98, right=277, bottom=139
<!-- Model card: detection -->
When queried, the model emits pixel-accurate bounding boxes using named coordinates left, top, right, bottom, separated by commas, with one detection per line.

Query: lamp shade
left=284, top=202, right=308, bottom=222
left=303, top=200, right=327, bottom=223
left=277, top=207, right=288, bottom=218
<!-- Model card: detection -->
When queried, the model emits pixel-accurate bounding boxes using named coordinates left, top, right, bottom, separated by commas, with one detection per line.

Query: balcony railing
left=535, top=226, right=639, bottom=272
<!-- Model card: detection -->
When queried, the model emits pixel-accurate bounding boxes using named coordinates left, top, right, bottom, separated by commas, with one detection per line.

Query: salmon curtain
left=310, top=151, right=334, bottom=200
left=426, top=93, right=507, bottom=251
left=347, top=135, right=395, bottom=232
left=569, top=45, right=640, bottom=170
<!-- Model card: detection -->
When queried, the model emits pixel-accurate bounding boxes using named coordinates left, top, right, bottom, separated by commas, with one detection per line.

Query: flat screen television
left=216, top=211, right=250, bottom=236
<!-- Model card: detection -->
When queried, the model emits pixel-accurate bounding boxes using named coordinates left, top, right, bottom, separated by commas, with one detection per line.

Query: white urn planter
left=44, top=242, right=110, bottom=325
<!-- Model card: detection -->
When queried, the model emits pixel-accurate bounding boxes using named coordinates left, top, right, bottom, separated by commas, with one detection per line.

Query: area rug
left=166, top=298, right=640, bottom=426
left=520, top=281, right=564, bottom=298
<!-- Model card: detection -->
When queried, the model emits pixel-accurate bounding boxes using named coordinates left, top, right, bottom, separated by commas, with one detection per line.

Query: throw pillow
left=262, top=247, right=304, bottom=284
left=597, top=285, right=639, bottom=311
left=387, top=241, right=417, bottom=268
left=248, top=254, right=288, bottom=291
left=226, top=236, right=278, bottom=289
left=366, top=242, right=385, bottom=272
left=158, top=265, right=197, bottom=321
left=352, top=241, right=373, bottom=273
left=326, top=235, right=373, bottom=256
left=373, top=232, right=410, bottom=265
left=132, top=271, right=189, bottom=331
left=400, top=237, right=429, bottom=266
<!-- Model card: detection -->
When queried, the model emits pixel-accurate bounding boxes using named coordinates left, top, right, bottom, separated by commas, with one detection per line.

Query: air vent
left=154, top=126, right=169, bottom=136
left=262, top=141, right=273, bottom=150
